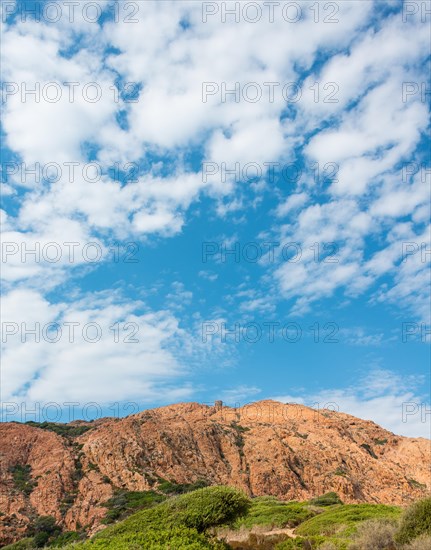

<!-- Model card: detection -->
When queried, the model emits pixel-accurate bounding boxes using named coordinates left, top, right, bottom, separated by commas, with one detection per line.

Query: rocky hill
left=0, top=400, right=430, bottom=546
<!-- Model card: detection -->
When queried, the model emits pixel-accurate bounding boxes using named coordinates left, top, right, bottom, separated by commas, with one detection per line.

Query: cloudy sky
left=1, top=0, right=430, bottom=437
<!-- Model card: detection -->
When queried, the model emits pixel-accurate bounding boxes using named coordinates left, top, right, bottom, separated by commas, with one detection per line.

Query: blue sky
left=1, top=0, right=430, bottom=437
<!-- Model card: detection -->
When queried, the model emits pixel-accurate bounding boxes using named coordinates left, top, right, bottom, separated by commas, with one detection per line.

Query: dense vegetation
left=64, top=485, right=249, bottom=549
left=231, top=496, right=315, bottom=530
left=3, top=489, right=431, bottom=550
left=23, top=421, right=92, bottom=438
left=101, top=490, right=166, bottom=524
left=395, top=497, right=431, bottom=544
left=9, top=465, right=37, bottom=496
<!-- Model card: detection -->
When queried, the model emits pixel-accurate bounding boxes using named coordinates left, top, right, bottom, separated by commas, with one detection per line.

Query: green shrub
left=9, top=465, right=37, bottom=495
left=25, top=421, right=92, bottom=438
left=61, top=526, right=228, bottom=549
left=1, top=539, right=35, bottom=549
left=233, top=496, right=315, bottom=529
left=407, top=479, right=427, bottom=490
left=49, top=531, right=83, bottom=546
left=309, top=493, right=343, bottom=507
left=296, top=504, right=400, bottom=539
left=359, top=444, right=377, bottom=459
left=101, top=489, right=166, bottom=523
left=165, top=486, right=250, bottom=531
left=395, top=497, right=431, bottom=544
left=70, top=486, right=250, bottom=549
left=157, top=478, right=209, bottom=495
left=33, top=531, right=49, bottom=548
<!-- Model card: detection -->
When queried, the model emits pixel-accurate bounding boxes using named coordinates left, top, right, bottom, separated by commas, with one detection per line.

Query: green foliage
left=27, top=515, right=62, bottom=547
left=309, top=493, right=343, bottom=507
left=296, top=504, right=400, bottom=540
left=33, top=515, right=59, bottom=535
left=25, top=421, right=92, bottom=438
left=1, top=539, right=35, bottom=549
left=62, top=526, right=229, bottom=549
left=101, top=489, right=166, bottom=524
left=228, top=531, right=300, bottom=549
left=57, top=486, right=247, bottom=549
left=274, top=539, right=308, bottom=549
left=233, top=496, right=315, bottom=529
left=407, top=479, right=427, bottom=490
left=163, top=485, right=251, bottom=532
left=59, top=493, right=76, bottom=516
left=359, top=444, right=377, bottom=459
left=395, top=497, right=431, bottom=544
left=157, top=478, right=209, bottom=495
left=275, top=536, right=346, bottom=549
left=230, top=421, right=250, bottom=433
left=9, top=464, right=37, bottom=496
left=373, top=438, right=388, bottom=446
left=33, top=531, right=49, bottom=548
left=49, top=531, right=83, bottom=546
left=13, top=488, right=431, bottom=550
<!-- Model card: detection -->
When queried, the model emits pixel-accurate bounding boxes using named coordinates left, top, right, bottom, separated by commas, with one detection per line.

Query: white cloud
left=220, top=385, right=262, bottom=404
left=1, top=1, right=430, bottom=415
left=275, top=192, right=308, bottom=217
left=271, top=369, right=430, bottom=438
left=0, top=289, right=195, bottom=405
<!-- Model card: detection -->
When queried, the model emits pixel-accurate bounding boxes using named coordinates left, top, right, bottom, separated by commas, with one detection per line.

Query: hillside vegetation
left=3, top=487, right=431, bottom=550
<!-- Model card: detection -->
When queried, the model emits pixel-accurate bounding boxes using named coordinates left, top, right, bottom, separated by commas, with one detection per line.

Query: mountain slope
left=0, top=400, right=430, bottom=545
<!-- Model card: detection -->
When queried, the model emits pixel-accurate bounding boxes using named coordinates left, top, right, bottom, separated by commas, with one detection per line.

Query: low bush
left=101, top=489, right=166, bottom=524
left=9, top=465, right=37, bottom=496
left=25, top=421, right=92, bottom=438
left=1, top=539, right=35, bottom=550
left=233, top=496, right=315, bottom=529
left=164, top=485, right=251, bottom=531
left=395, top=497, right=431, bottom=544
left=57, top=486, right=249, bottom=549
left=310, top=493, right=343, bottom=507
left=296, top=504, right=400, bottom=539
left=348, top=519, right=398, bottom=549
left=157, top=478, right=209, bottom=495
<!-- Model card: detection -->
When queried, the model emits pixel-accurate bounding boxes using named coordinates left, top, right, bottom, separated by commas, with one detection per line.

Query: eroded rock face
left=1, top=400, right=430, bottom=545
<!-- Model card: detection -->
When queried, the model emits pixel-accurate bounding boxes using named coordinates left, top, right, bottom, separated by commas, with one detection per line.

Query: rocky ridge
left=0, top=400, right=430, bottom=545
